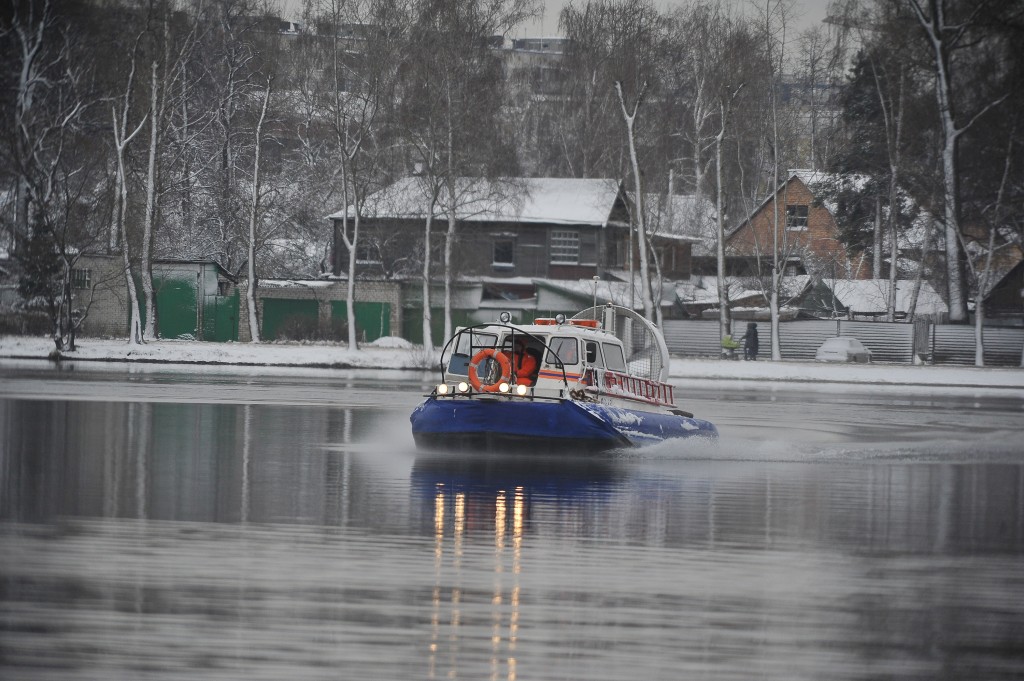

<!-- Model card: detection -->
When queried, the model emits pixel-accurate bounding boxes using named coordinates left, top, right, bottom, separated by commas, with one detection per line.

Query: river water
left=1, top=362, right=1023, bottom=680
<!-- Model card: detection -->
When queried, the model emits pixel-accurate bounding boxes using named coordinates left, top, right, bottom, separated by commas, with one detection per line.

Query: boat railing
left=582, top=368, right=675, bottom=407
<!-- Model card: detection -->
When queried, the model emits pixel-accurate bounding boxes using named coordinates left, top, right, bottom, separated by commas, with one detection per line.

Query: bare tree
left=397, top=0, right=536, bottom=343
left=907, top=0, right=1008, bottom=324
left=615, top=79, right=655, bottom=322
left=755, top=0, right=796, bottom=360
left=110, top=27, right=149, bottom=345
left=245, top=77, right=272, bottom=343
left=664, top=2, right=757, bottom=347
left=1, top=0, right=99, bottom=350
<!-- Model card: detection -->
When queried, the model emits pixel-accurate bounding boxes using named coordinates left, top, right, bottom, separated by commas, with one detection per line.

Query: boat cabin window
left=585, top=341, right=604, bottom=367
left=448, top=331, right=497, bottom=375
left=545, top=336, right=579, bottom=366
left=602, top=343, right=627, bottom=372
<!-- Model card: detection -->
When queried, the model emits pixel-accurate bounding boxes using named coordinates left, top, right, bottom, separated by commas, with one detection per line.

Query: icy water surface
left=1, top=362, right=1023, bottom=680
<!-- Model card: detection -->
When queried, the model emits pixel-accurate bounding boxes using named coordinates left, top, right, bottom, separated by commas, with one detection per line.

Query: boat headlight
left=437, top=383, right=449, bottom=395
left=498, top=382, right=510, bottom=393
left=515, top=384, right=528, bottom=396
left=457, top=381, right=470, bottom=393
left=555, top=313, right=566, bottom=324
left=499, top=311, right=512, bottom=323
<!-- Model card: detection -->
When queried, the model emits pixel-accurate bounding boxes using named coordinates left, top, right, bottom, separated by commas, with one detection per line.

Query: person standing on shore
left=742, top=322, right=759, bottom=361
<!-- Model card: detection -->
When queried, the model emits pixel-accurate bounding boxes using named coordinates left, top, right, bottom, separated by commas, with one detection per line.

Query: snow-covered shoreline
left=1, top=335, right=1022, bottom=390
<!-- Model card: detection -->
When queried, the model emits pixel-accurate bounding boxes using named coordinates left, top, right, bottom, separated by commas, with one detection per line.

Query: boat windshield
left=447, top=331, right=498, bottom=376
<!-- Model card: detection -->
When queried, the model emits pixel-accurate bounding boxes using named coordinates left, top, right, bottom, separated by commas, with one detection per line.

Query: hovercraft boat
left=410, top=304, right=718, bottom=452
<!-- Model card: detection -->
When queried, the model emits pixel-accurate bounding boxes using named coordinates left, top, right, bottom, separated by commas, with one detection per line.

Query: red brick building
left=725, top=173, right=869, bottom=280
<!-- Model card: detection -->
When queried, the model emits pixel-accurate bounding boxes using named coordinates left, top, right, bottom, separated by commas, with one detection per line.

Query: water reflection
left=2, top=390, right=1024, bottom=680
left=0, top=399, right=396, bottom=527
left=417, top=456, right=598, bottom=681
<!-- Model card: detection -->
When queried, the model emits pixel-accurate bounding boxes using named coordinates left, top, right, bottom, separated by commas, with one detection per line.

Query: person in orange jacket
left=502, top=336, right=539, bottom=386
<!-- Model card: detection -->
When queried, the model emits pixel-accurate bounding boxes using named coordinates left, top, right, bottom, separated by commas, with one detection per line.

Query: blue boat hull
left=410, top=397, right=718, bottom=452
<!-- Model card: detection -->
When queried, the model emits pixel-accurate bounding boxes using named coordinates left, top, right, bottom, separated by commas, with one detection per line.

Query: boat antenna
left=592, top=276, right=599, bottom=321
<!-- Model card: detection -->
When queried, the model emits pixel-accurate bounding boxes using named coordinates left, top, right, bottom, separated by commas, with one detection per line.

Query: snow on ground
left=1, top=335, right=1022, bottom=389
left=0, top=336, right=432, bottom=370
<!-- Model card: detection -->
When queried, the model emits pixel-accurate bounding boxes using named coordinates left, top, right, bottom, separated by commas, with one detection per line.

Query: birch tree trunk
left=111, top=45, right=147, bottom=346
left=714, top=87, right=742, bottom=353
left=246, top=80, right=271, bottom=344
left=142, top=62, right=159, bottom=340
left=421, top=196, right=437, bottom=354
left=615, top=80, right=654, bottom=322
left=873, top=196, right=882, bottom=280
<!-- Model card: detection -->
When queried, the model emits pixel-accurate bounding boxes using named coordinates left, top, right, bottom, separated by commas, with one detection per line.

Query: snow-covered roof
left=260, top=279, right=336, bottom=289
left=328, top=177, right=624, bottom=227
left=676, top=275, right=812, bottom=306
left=533, top=278, right=677, bottom=309
left=819, top=279, right=948, bottom=315
left=635, top=193, right=716, bottom=234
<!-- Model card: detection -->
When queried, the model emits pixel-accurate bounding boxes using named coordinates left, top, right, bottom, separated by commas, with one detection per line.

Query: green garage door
left=202, top=291, right=239, bottom=342
left=401, top=307, right=476, bottom=346
left=331, top=301, right=391, bottom=342
left=262, top=298, right=319, bottom=340
left=155, top=279, right=199, bottom=339
left=135, top=277, right=198, bottom=340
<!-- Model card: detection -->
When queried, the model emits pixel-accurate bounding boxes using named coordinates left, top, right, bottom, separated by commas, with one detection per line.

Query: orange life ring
left=468, top=348, right=511, bottom=392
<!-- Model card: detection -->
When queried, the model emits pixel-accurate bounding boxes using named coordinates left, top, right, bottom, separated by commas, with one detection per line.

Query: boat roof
left=458, top=319, right=614, bottom=339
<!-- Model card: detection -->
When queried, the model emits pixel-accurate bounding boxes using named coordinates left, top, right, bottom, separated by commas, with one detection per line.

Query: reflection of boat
left=410, top=304, right=718, bottom=452
left=410, top=452, right=622, bottom=499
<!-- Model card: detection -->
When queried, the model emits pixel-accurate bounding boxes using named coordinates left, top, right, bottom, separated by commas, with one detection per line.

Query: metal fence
left=662, top=319, right=1024, bottom=367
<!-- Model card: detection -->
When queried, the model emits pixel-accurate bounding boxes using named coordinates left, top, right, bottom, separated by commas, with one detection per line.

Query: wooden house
left=327, top=176, right=699, bottom=295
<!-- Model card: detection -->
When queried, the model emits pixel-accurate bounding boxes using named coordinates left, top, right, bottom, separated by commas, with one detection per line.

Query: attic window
left=786, top=204, right=808, bottom=230
left=550, top=230, right=579, bottom=264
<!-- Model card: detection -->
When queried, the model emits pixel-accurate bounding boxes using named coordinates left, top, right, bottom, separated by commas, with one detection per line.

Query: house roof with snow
left=675, top=275, right=812, bottom=307
left=533, top=277, right=678, bottom=310
left=328, top=177, right=628, bottom=227
left=809, top=279, right=948, bottom=316
left=631, top=193, right=715, bottom=246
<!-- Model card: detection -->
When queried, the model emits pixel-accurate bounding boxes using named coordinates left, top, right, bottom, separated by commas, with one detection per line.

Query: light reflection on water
left=1, top=392, right=1024, bottom=680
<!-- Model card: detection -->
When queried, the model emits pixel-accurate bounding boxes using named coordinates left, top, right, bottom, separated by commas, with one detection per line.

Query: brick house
left=725, top=172, right=868, bottom=280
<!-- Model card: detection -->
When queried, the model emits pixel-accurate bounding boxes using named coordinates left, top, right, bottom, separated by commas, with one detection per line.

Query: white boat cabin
left=438, top=309, right=677, bottom=411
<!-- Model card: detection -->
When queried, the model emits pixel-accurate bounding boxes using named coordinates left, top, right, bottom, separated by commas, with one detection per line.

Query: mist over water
left=2, top=367, right=1023, bottom=680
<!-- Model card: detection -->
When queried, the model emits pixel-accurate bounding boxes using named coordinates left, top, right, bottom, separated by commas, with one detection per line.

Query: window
left=355, top=243, right=381, bottom=265
left=550, top=230, right=579, bottom=264
left=449, top=331, right=497, bottom=376
left=71, top=268, right=92, bottom=290
left=493, top=238, right=514, bottom=268
left=602, top=343, right=627, bottom=372
left=585, top=340, right=604, bottom=367
left=786, top=204, right=808, bottom=230
left=546, top=336, right=579, bottom=366
left=454, top=331, right=497, bottom=356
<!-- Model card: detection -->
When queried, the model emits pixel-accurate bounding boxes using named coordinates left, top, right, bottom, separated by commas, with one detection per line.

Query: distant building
left=802, top=278, right=948, bottom=321
left=327, top=176, right=699, bottom=288
left=726, top=172, right=869, bottom=280
left=983, top=260, right=1024, bottom=327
